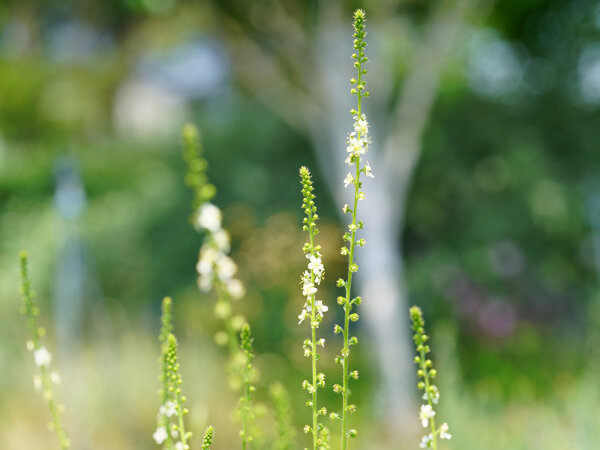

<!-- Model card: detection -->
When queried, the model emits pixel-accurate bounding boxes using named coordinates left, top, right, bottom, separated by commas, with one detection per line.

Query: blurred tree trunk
left=216, top=0, right=489, bottom=425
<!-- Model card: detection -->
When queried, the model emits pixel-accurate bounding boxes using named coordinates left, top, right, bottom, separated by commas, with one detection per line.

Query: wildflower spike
left=337, top=10, right=374, bottom=450
left=410, top=306, right=451, bottom=449
left=299, top=166, right=330, bottom=449
left=19, top=251, right=70, bottom=449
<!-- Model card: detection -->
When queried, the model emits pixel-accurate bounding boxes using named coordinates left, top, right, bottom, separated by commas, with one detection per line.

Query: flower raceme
left=19, top=251, right=70, bottom=450
left=298, top=166, right=330, bottom=450
left=410, top=306, right=452, bottom=449
left=334, top=9, right=374, bottom=449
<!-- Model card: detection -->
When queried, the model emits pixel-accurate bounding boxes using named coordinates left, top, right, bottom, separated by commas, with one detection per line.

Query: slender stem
left=177, top=397, right=188, bottom=448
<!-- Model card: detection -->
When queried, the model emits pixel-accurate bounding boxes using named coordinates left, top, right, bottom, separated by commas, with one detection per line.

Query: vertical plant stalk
left=299, top=167, right=328, bottom=449
left=239, top=324, right=255, bottom=449
left=182, top=124, right=246, bottom=363
left=410, top=306, right=452, bottom=449
left=19, top=251, right=70, bottom=450
left=154, top=297, right=193, bottom=449
left=334, top=10, right=373, bottom=449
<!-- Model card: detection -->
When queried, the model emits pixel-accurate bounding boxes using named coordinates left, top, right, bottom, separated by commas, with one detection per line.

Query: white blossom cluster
left=418, top=400, right=451, bottom=448
left=153, top=400, right=188, bottom=449
left=194, top=202, right=245, bottom=300
left=298, top=253, right=327, bottom=326
left=343, top=114, right=374, bottom=189
left=27, top=343, right=61, bottom=391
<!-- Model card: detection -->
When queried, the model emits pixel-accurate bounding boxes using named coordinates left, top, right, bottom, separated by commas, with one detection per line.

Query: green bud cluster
left=202, top=425, right=214, bottom=449
left=349, top=9, right=370, bottom=101
left=182, top=123, right=216, bottom=210
left=300, top=166, right=320, bottom=239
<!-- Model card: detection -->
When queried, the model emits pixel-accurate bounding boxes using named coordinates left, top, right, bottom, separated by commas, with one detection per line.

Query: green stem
left=176, top=396, right=188, bottom=448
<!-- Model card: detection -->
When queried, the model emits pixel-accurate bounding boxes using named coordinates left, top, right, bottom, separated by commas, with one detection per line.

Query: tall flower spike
left=183, top=123, right=246, bottom=371
left=410, top=306, right=451, bottom=449
left=298, top=166, right=329, bottom=450
left=336, top=10, right=373, bottom=449
left=239, top=323, right=256, bottom=450
left=19, top=251, right=70, bottom=450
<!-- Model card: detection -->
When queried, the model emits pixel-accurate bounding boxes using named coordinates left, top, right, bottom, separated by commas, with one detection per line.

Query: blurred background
left=2, top=0, right=600, bottom=448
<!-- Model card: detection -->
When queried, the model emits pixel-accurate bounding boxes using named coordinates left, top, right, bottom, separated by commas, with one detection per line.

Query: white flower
left=195, top=203, right=222, bottom=232
left=160, top=401, right=177, bottom=418
left=50, top=371, right=61, bottom=385
left=197, top=274, right=212, bottom=292
left=212, top=229, right=230, bottom=252
left=33, top=375, right=42, bottom=391
left=196, top=245, right=218, bottom=275
left=298, top=309, right=308, bottom=324
left=307, top=255, right=324, bottom=278
left=354, top=116, right=369, bottom=135
left=364, top=161, right=374, bottom=178
left=314, top=300, right=328, bottom=318
left=226, top=278, right=245, bottom=300
left=174, top=442, right=184, bottom=450
left=419, top=434, right=433, bottom=448
left=440, top=422, right=451, bottom=440
left=419, top=404, right=435, bottom=428
left=33, top=347, right=52, bottom=368
left=317, top=338, right=325, bottom=347
left=153, top=426, right=168, bottom=444
left=346, top=136, right=364, bottom=155
left=302, top=280, right=317, bottom=297
left=216, top=255, right=237, bottom=281
left=344, top=173, right=354, bottom=188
